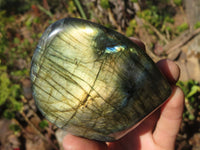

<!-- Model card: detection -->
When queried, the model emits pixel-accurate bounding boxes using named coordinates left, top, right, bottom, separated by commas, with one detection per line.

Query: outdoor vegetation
left=0, top=0, right=200, bottom=149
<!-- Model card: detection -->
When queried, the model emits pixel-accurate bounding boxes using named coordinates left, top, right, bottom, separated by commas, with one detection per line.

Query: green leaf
left=194, top=21, right=200, bottom=29
left=0, top=71, right=10, bottom=106
left=126, top=19, right=137, bottom=37
left=14, top=37, right=20, bottom=44
left=9, top=124, right=21, bottom=134
left=174, top=0, right=182, bottom=6
left=131, top=0, right=138, bottom=2
left=176, top=23, right=189, bottom=33
left=188, top=114, right=195, bottom=120
left=100, top=0, right=110, bottom=9
left=187, top=85, right=200, bottom=98
left=39, top=120, right=49, bottom=129
left=3, top=110, right=15, bottom=119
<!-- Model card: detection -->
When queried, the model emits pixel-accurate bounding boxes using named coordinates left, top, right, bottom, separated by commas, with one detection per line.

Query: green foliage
left=3, top=110, right=15, bottom=119
left=194, top=21, right=200, bottom=29
left=0, top=9, right=36, bottom=120
left=0, top=10, right=34, bottom=69
left=68, top=0, right=77, bottom=14
left=39, top=120, right=49, bottom=129
left=138, top=7, right=159, bottom=27
left=0, top=65, right=23, bottom=119
left=126, top=19, right=137, bottom=37
left=9, top=124, right=21, bottom=134
left=131, top=0, right=138, bottom=2
left=161, top=16, right=174, bottom=33
left=11, top=38, right=33, bottom=59
left=11, top=69, right=29, bottom=78
left=178, top=80, right=200, bottom=99
left=104, top=23, right=113, bottom=29
left=100, top=0, right=110, bottom=9
left=176, top=23, right=189, bottom=33
left=164, top=16, right=174, bottom=24
left=0, top=66, right=10, bottom=106
left=0, top=11, right=12, bottom=54
left=177, top=80, right=200, bottom=120
left=73, top=0, right=87, bottom=19
left=174, top=0, right=182, bottom=6
left=25, top=16, right=40, bottom=29
left=137, top=4, right=174, bottom=33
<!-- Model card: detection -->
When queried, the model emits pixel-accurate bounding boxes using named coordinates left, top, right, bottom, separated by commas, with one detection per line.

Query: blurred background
left=0, top=0, right=200, bottom=149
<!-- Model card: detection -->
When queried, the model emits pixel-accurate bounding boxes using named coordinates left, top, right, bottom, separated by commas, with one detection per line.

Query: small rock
left=15, top=58, right=27, bottom=70
left=22, top=78, right=32, bottom=100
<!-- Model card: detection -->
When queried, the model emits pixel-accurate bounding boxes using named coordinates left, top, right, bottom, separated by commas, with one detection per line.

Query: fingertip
left=161, top=86, right=185, bottom=117
left=153, top=86, right=184, bottom=149
left=156, top=59, right=180, bottom=84
left=62, top=134, right=74, bottom=150
left=62, top=134, right=107, bottom=150
left=63, top=134, right=86, bottom=150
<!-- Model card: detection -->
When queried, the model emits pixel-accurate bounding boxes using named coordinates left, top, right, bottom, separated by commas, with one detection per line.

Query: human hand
left=62, top=39, right=185, bottom=150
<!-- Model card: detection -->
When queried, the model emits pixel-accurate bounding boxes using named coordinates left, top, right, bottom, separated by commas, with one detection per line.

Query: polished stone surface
left=30, top=18, right=171, bottom=141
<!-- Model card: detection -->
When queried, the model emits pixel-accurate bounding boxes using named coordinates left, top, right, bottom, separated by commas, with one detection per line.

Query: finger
left=156, top=59, right=180, bottom=84
left=62, top=134, right=107, bottom=150
left=129, top=37, right=146, bottom=51
left=153, top=86, right=184, bottom=149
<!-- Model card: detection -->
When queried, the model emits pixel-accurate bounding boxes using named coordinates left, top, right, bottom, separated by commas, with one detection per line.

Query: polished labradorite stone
left=30, top=18, right=171, bottom=141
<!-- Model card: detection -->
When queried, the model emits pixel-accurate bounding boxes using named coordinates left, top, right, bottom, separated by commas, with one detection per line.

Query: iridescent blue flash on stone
left=105, top=45, right=125, bottom=53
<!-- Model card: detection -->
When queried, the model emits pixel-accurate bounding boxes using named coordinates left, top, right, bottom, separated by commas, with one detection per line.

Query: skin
left=62, top=39, right=185, bottom=150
